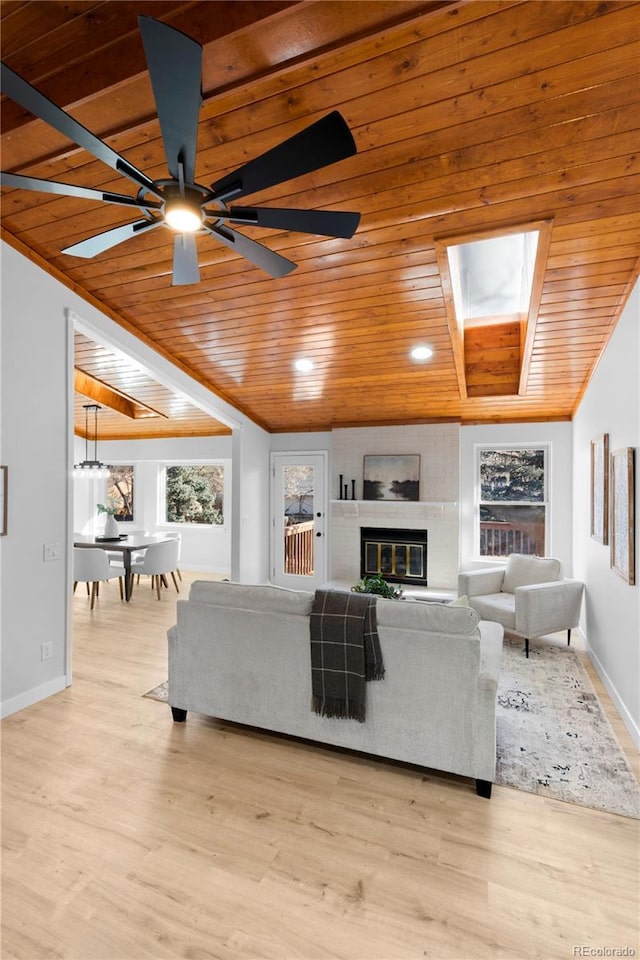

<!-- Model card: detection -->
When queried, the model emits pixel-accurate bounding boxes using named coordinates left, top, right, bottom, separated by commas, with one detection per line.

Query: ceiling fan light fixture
left=164, top=200, right=202, bottom=233
left=0, top=19, right=360, bottom=281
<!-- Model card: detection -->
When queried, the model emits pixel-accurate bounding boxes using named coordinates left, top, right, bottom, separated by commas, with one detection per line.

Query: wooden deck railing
left=284, top=520, right=314, bottom=575
left=480, top=521, right=545, bottom=557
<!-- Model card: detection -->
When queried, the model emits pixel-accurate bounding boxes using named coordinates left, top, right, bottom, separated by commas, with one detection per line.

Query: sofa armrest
left=478, top=620, right=503, bottom=688
left=514, top=580, right=585, bottom=639
left=458, top=567, right=505, bottom=598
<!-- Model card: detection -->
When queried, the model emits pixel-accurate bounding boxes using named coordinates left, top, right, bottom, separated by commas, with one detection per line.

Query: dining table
left=74, top=532, right=175, bottom=602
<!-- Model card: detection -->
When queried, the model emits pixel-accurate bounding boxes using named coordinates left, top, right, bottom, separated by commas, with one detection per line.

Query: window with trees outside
left=477, top=447, right=547, bottom=557
left=163, top=464, right=224, bottom=525
left=107, top=465, right=134, bottom=521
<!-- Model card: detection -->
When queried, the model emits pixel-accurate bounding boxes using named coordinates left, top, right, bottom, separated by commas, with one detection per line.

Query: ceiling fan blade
left=172, top=233, right=200, bottom=285
left=205, top=224, right=297, bottom=278
left=210, top=111, right=357, bottom=202
left=62, top=218, right=163, bottom=258
left=138, top=17, right=202, bottom=184
left=0, top=62, right=162, bottom=200
left=0, top=171, right=162, bottom=210
left=224, top=206, right=361, bottom=239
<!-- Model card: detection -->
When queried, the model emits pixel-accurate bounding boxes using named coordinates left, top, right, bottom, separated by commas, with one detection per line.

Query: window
left=477, top=447, right=548, bottom=557
left=163, top=464, right=224, bottom=525
left=107, top=465, right=134, bottom=521
left=448, top=230, right=539, bottom=326
left=284, top=465, right=314, bottom=524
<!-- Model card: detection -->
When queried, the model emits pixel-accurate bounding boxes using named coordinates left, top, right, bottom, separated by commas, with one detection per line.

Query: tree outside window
left=107, top=465, right=134, bottom=521
left=478, top=448, right=547, bottom=557
left=164, top=465, right=224, bottom=525
left=283, top=465, right=314, bottom=524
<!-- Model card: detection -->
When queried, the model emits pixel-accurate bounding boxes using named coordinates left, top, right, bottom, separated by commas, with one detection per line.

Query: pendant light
left=74, top=404, right=109, bottom=479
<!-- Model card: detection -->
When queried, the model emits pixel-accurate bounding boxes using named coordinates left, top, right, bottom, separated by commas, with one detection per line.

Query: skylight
left=447, top=230, right=539, bottom=325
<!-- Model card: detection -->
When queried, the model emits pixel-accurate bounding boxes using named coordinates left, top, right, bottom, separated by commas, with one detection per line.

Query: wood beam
left=519, top=220, right=554, bottom=395
left=74, top=368, right=169, bottom=420
left=74, top=369, right=137, bottom=419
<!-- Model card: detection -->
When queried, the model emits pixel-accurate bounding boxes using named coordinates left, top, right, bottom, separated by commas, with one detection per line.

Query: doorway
left=271, top=452, right=327, bottom=590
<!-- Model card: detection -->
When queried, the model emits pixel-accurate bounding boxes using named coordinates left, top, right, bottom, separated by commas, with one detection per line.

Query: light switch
left=43, top=543, right=62, bottom=562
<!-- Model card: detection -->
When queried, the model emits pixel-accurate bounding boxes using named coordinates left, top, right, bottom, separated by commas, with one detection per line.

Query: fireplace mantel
left=331, top=499, right=458, bottom=508
left=331, top=499, right=458, bottom=520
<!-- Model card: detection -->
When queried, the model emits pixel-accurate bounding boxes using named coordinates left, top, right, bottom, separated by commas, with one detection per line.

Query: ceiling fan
left=0, top=16, right=361, bottom=285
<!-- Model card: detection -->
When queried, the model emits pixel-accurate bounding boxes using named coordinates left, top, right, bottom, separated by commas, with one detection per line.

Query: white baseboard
left=586, top=640, right=640, bottom=750
left=1, top=675, right=68, bottom=719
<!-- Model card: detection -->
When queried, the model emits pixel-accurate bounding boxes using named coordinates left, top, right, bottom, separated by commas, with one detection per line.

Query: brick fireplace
left=330, top=498, right=459, bottom=590
left=330, top=423, right=461, bottom=591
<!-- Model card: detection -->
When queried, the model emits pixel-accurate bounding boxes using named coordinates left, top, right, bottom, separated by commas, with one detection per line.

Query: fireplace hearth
left=360, top=526, right=428, bottom=586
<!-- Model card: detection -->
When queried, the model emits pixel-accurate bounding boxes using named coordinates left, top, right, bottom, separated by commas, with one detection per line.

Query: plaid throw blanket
left=310, top=590, right=384, bottom=722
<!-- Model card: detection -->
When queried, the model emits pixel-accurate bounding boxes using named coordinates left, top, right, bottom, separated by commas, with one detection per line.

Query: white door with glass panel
left=271, top=453, right=327, bottom=590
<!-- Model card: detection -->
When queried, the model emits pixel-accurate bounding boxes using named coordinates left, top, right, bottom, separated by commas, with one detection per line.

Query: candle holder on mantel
left=338, top=476, right=357, bottom=500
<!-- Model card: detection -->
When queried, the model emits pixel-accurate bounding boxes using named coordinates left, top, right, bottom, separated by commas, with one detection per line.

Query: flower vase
left=104, top=514, right=119, bottom=538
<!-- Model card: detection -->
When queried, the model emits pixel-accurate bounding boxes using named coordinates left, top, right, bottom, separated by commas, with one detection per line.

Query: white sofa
left=458, top=553, right=585, bottom=658
left=167, top=581, right=504, bottom=797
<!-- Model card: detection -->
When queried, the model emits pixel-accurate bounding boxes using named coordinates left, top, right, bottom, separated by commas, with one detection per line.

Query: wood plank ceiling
left=1, top=0, right=639, bottom=438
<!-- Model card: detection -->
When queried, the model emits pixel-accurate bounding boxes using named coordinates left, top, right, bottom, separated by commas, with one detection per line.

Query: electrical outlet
left=43, top=543, right=62, bottom=562
left=41, top=641, right=53, bottom=661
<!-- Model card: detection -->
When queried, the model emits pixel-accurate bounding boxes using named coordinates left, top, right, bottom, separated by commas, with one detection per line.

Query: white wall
left=572, top=280, right=640, bottom=745
left=459, top=421, right=574, bottom=574
left=74, top=436, right=233, bottom=575
left=233, top=423, right=271, bottom=583
left=1, top=244, right=73, bottom=715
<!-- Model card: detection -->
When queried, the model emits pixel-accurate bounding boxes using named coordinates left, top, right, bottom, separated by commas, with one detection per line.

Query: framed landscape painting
left=363, top=454, right=420, bottom=501
left=610, top=447, right=635, bottom=585
left=590, top=433, right=609, bottom=544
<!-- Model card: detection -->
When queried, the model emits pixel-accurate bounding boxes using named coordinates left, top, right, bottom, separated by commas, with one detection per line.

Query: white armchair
left=458, top=554, right=585, bottom=658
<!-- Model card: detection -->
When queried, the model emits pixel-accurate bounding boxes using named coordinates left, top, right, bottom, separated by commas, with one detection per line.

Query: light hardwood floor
left=2, top=572, right=639, bottom=960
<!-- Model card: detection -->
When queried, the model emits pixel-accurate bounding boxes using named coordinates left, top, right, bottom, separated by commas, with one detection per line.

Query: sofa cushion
left=376, top=597, right=480, bottom=635
left=502, top=554, right=561, bottom=593
left=188, top=581, right=314, bottom=616
left=468, top=593, right=516, bottom=630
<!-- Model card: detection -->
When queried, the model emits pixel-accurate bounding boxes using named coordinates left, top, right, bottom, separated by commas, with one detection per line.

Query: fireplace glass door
left=361, top=527, right=428, bottom=585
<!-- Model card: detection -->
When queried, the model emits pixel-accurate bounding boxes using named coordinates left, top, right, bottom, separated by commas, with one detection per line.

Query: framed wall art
left=363, top=454, right=420, bottom=501
left=610, top=447, right=635, bottom=585
left=590, top=433, right=609, bottom=544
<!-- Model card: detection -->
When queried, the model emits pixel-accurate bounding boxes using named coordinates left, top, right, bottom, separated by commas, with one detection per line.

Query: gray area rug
left=144, top=642, right=640, bottom=818
left=144, top=681, right=168, bottom=703
left=496, top=637, right=640, bottom=819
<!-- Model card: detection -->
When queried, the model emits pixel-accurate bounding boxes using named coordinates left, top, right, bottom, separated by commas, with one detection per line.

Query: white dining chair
left=129, top=539, right=180, bottom=600
left=73, top=548, right=124, bottom=610
left=164, top=532, right=182, bottom=581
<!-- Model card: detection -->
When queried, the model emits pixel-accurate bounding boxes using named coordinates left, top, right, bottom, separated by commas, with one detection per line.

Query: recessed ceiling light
left=411, top=345, right=433, bottom=361
left=294, top=358, right=314, bottom=372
